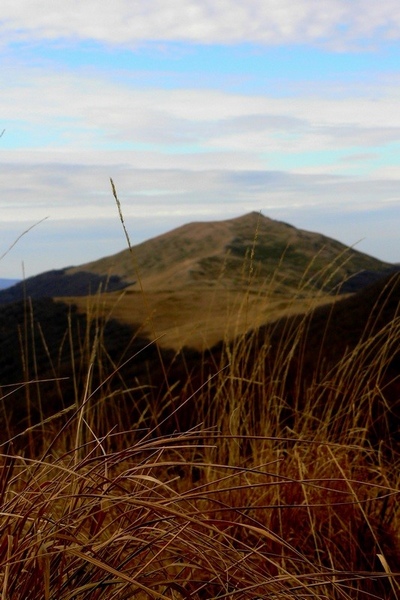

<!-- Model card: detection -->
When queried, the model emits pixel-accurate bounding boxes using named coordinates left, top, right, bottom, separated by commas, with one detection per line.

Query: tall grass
left=0, top=417, right=399, bottom=598
left=1, top=205, right=400, bottom=598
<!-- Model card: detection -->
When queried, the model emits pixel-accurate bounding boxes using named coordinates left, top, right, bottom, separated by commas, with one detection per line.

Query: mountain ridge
left=0, top=212, right=395, bottom=304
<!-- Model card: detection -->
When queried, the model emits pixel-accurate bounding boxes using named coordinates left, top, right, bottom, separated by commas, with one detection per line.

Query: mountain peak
left=0, top=213, right=394, bottom=303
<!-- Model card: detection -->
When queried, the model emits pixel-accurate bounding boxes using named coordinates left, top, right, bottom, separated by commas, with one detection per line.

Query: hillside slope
left=67, top=211, right=392, bottom=292
left=0, top=212, right=394, bottom=304
left=1, top=273, right=400, bottom=452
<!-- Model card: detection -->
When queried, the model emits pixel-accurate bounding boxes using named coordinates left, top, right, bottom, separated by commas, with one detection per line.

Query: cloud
left=1, top=160, right=399, bottom=220
left=1, top=0, right=400, bottom=48
left=3, top=64, right=400, bottom=173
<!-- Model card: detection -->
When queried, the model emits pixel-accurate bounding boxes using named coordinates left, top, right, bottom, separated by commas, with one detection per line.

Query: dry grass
left=0, top=418, right=399, bottom=599
left=1, top=200, right=400, bottom=599
left=66, top=286, right=336, bottom=352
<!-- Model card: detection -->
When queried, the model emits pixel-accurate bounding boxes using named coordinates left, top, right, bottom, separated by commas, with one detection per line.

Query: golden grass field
left=67, top=284, right=337, bottom=351
left=1, top=206, right=400, bottom=599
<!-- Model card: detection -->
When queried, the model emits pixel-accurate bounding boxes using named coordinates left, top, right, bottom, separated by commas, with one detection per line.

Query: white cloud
left=1, top=0, right=400, bottom=48
left=0, top=161, right=399, bottom=220
left=3, top=66, right=400, bottom=170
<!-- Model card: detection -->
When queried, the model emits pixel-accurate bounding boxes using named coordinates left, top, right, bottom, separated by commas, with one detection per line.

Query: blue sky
left=1, top=0, right=400, bottom=277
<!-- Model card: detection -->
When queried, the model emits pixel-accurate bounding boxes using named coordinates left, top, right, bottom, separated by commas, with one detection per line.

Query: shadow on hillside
left=1, top=273, right=400, bottom=454
left=196, top=272, right=400, bottom=453
left=0, top=297, right=178, bottom=448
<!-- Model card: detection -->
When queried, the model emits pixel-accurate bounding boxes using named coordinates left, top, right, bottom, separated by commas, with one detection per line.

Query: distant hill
left=0, top=278, right=20, bottom=290
left=0, top=270, right=127, bottom=304
left=0, top=212, right=395, bottom=304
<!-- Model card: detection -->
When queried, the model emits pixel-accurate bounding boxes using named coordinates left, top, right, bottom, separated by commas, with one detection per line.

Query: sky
left=1, top=0, right=400, bottom=278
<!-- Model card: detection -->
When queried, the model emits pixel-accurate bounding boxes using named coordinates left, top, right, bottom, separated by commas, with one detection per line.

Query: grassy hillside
left=68, top=284, right=336, bottom=351
left=67, top=211, right=392, bottom=292
left=0, top=212, right=395, bottom=307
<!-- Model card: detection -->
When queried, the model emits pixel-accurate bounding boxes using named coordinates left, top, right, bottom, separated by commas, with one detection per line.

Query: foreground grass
left=1, top=316, right=400, bottom=600
left=1, top=323, right=400, bottom=596
left=1, top=426, right=400, bottom=599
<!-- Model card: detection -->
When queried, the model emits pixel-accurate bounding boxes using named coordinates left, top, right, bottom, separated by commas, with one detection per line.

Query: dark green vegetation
left=1, top=213, right=400, bottom=599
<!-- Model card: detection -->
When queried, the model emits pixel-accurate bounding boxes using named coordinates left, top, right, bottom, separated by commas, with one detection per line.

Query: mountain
left=0, top=278, right=20, bottom=290
left=0, top=269, right=127, bottom=304
left=61, top=211, right=394, bottom=292
left=0, top=212, right=395, bottom=305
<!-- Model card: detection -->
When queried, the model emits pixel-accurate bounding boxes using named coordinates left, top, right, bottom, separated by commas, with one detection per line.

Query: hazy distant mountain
left=0, top=212, right=395, bottom=304
left=0, top=278, right=20, bottom=290
left=0, top=269, right=127, bottom=304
